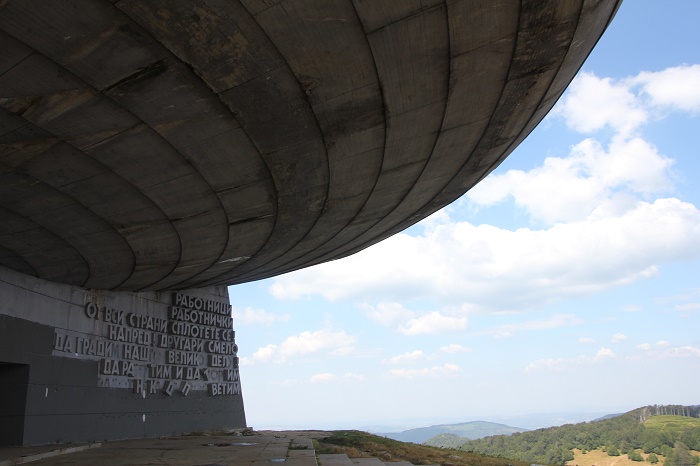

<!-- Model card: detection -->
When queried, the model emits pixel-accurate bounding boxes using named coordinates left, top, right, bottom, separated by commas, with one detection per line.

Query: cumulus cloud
left=232, top=306, right=290, bottom=326
left=632, top=64, right=700, bottom=113
left=360, top=302, right=470, bottom=336
left=440, top=344, right=470, bottom=354
left=666, top=346, right=700, bottom=357
left=595, top=347, right=615, bottom=359
left=309, top=373, right=336, bottom=382
left=525, top=347, right=615, bottom=372
left=611, top=333, right=627, bottom=343
left=467, top=137, right=674, bottom=225
left=552, top=71, right=647, bottom=135
left=242, top=328, right=355, bottom=365
left=672, top=302, right=700, bottom=317
left=634, top=342, right=700, bottom=360
left=360, top=302, right=415, bottom=327
left=398, top=311, right=468, bottom=336
left=270, top=198, right=700, bottom=311
left=552, top=65, right=700, bottom=135
left=389, top=363, right=461, bottom=378
left=525, top=358, right=570, bottom=372
left=309, top=373, right=365, bottom=383
left=620, top=305, right=642, bottom=312
left=388, top=350, right=425, bottom=365
left=480, top=314, right=583, bottom=339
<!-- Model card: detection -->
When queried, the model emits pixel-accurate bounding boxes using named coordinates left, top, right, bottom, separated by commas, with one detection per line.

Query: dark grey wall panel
left=0, top=266, right=246, bottom=446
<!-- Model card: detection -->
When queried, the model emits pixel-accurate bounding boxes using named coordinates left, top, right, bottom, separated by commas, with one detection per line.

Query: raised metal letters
left=52, top=293, right=241, bottom=397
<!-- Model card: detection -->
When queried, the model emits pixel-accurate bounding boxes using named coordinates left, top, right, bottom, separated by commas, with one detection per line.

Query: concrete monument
left=0, top=0, right=621, bottom=445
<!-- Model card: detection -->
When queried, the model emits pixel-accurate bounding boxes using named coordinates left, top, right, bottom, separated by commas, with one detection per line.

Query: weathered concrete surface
left=0, top=431, right=323, bottom=466
left=0, top=0, right=622, bottom=291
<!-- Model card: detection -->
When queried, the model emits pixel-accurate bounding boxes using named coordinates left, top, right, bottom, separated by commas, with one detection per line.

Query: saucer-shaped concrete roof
left=0, top=0, right=621, bottom=291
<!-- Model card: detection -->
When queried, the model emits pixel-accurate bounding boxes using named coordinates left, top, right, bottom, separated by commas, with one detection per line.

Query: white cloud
left=674, top=303, right=700, bottom=315
left=398, top=311, right=468, bottom=336
left=481, top=314, right=582, bottom=339
left=243, top=328, right=356, bottom=365
left=633, top=342, right=700, bottom=360
left=308, top=373, right=365, bottom=383
left=595, top=347, right=615, bottom=359
left=632, top=64, right=700, bottom=113
left=578, top=337, right=595, bottom=344
left=440, top=344, right=470, bottom=354
left=611, top=333, right=627, bottom=343
left=389, top=363, right=461, bottom=378
left=388, top=350, right=425, bottom=365
left=552, top=71, right=647, bottom=135
left=525, top=347, right=615, bottom=372
left=666, top=346, right=700, bottom=357
left=620, top=305, right=642, bottom=312
left=361, top=303, right=470, bottom=336
left=309, top=373, right=336, bottom=382
left=360, top=302, right=415, bottom=327
left=467, top=136, right=674, bottom=225
left=232, top=306, right=290, bottom=326
left=525, top=358, right=569, bottom=372
left=269, top=197, right=700, bottom=312
left=553, top=66, right=700, bottom=136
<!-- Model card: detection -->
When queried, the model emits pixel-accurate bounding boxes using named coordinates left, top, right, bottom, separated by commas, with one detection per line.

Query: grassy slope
left=645, top=416, right=700, bottom=431
left=565, top=416, right=700, bottom=466
left=315, top=430, right=531, bottom=466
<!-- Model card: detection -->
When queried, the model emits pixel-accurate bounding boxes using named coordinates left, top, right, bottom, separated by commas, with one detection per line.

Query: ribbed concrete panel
left=0, top=0, right=621, bottom=290
left=216, top=0, right=386, bottom=283
left=326, top=0, right=621, bottom=261
left=0, top=207, right=88, bottom=285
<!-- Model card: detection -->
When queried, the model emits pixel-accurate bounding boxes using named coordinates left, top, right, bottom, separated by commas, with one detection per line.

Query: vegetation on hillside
left=409, top=421, right=530, bottom=446
left=315, top=430, right=531, bottom=466
left=425, top=433, right=474, bottom=448
left=457, top=406, right=700, bottom=466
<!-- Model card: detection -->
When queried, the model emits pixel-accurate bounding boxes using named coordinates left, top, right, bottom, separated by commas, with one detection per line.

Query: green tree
left=629, top=451, right=644, bottom=462
left=609, top=446, right=621, bottom=457
left=666, top=442, right=699, bottom=466
left=647, top=453, right=659, bottom=464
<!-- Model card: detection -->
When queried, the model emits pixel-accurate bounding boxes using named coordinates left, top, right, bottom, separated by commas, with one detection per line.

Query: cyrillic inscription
left=52, top=293, right=240, bottom=398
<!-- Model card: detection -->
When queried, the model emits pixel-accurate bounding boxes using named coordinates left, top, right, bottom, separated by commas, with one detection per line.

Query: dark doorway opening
left=0, top=362, right=29, bottom=446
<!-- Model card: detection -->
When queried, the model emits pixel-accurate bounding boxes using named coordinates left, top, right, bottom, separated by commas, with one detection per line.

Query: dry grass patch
left=567, top=449, right=664, bottom=466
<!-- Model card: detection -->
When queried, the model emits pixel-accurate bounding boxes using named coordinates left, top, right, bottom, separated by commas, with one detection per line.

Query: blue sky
left=230, top=1, right=700, bottom=432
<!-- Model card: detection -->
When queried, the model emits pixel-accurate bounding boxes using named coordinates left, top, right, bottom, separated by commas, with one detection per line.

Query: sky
left=229, top=1, right=700, bottom=432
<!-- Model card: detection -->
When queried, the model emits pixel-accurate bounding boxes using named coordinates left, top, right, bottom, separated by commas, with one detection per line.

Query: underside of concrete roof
left=0, top=0, right=622, bottom=291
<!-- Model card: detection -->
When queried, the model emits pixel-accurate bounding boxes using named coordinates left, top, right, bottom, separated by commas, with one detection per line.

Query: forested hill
left=458, top=405, right=700, bottom=466
left=383, top=421, right=528, bottom=444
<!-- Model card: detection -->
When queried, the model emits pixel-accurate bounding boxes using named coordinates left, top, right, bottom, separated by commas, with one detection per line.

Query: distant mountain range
left=378, top=420, right=529, bottom=444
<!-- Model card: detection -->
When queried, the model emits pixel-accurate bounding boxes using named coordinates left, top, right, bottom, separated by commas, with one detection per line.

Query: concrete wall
left=0, top=266, right=246, bottom=446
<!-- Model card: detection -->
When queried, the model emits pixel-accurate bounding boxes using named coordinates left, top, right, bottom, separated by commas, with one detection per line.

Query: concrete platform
left=0, top=430, right=438, bottom=466
left=0, top=431, right=326, bottom=466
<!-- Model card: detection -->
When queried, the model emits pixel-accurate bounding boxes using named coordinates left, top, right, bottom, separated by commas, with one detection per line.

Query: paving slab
left=0, top=431, right=329, bottom=466
left=350, top=458, right=386, bottom=466
left=318, top=453, right=354, bottom=466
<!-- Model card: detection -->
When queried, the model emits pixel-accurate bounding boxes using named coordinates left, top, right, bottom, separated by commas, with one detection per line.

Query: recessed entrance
left=0, top=362, right=29, bottom=446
